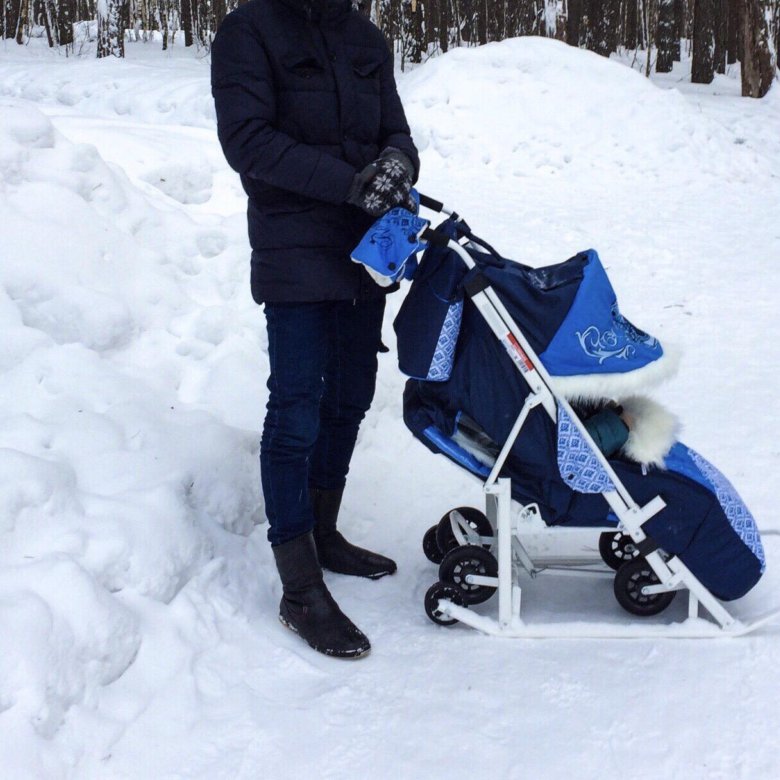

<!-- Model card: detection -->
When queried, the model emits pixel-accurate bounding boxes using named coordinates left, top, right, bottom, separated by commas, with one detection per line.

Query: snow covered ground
left=1, top=36, right=779, bottom=779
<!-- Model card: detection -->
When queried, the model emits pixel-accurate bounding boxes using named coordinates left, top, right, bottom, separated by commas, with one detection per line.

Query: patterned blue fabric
left=426, top=301, right=463, bottom=381
left=665, top=443, right=766, bottom=571
left=540, top=250, right=665, bottom=376
left=351, top=205, right=429, bottom=284
left=556, top=405, right=615, bottom=494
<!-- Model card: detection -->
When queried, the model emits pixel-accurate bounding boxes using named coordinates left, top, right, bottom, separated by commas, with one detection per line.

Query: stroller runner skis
left=352, top=193, right=779, bottom=638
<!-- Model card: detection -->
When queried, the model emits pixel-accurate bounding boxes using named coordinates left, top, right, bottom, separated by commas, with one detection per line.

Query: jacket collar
left=277, top=0, right=352, bottom=24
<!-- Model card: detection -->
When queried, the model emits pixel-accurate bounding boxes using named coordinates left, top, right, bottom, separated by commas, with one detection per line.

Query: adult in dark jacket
left=211, top=0, right=419, bottom=659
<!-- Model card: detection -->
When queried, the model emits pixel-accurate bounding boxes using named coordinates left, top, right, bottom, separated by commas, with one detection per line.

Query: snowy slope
left=1, top=37, right=780, bottom=779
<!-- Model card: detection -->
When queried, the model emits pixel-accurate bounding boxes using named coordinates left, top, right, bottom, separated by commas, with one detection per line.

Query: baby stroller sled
left=352, top=194, right=778, bottom=638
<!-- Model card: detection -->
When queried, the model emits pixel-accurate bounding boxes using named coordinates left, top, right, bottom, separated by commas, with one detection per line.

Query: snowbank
left=401, top=37, right=773, bottom=185
left=0, top=98, right=263, bottom=765
left=0, top=47, right=216, bottom=128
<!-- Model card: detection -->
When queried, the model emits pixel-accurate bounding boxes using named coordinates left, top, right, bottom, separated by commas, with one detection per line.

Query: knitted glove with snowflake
left=346, top=148, right=416, bottom=217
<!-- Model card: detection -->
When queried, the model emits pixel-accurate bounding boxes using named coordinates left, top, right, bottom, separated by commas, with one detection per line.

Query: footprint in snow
left=196, top=230, right=228, bottom=258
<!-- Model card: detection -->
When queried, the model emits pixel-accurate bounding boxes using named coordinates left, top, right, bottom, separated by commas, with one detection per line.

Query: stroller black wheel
left=424, top=582, right=465, bottom=626
left=438, top=545, right=498, bottom=605
left=422, top=525, right=445, bottom=564
left=599, top=531, right=640, bottom=571
left=435, top=506, right=492, bottom=555
left=613, top=557, right=677, bottom=617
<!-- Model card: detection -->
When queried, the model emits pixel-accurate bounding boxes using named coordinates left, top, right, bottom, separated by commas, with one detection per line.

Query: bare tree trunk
left=741, top=0, right=776, bottom=96
left=181, top=0, right=193, bottom=46
left=692, top=0, right=718, bottom=82
left=567, top=0, right=583, bottom=44
left=727, top=0, right=741, bottom=62
left=457, top=0, right=471, bottom=43
left=451, top=0, right=462, bottom=46
left=42, top=0, right=54, bottom=46
left=16, top=0, right=28, bottom=43
left=645, top=0, right=657, bottom=76
left=713, top=0, right=729, bottom=71
left=657, top=0, right=675, bottom=69
left=408, top=0, right=424, bottom=61
left=58, top=0, right=75, bottom=46
left=157, top=0, right=168, bottom=49
left=437, top=0, right=449, bottom=52
left=673, top=0, right=683, bottom=58
left=2, top=0, right=16, bottom=38
left=476, top=0, right=487, bottom=43
left=97, top=0, right=127, bottom=56
left=625, top=0, right=639, bottom=49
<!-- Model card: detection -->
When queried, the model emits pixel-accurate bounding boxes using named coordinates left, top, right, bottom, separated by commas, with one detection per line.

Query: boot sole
left=322, top=565, right=397, bottom=580
left=278, top=614, right=371, bottom=660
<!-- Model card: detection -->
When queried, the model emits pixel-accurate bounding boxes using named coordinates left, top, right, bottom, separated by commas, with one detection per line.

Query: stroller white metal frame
left=415, top=198, right=779, bottom=639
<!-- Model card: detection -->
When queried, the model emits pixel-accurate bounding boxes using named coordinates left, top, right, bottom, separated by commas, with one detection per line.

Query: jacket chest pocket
left=280, top=55, right=332, bottom=92
left=352, top=58, right=382, bottom=95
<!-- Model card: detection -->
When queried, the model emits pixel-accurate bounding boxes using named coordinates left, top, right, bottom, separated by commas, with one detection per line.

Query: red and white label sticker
left=503, top=332, right=534, bottom=373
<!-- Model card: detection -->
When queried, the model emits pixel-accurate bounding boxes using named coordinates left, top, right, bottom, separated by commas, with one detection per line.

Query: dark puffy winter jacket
left=211, top=0, right=419, bottom=303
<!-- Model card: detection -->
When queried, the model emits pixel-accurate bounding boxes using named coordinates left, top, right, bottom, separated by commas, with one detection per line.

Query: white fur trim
left=547, top=344, right=680, bottom=403
left=619, top=396, right=680, bottom=468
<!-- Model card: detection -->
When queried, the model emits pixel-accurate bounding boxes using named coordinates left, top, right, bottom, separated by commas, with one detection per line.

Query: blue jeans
left=260, top=299, right=386, bottom=546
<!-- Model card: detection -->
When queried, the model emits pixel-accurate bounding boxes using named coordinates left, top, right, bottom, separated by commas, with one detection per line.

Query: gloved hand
left=346, top=148, right=416, bottom=217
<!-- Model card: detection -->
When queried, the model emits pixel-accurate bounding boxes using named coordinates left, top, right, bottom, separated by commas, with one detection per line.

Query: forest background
left=1, top=1, right=777, bottom=98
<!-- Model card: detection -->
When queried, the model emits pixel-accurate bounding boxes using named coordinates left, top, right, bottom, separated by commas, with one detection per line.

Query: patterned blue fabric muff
left=351, top=201, right=429, bottom=285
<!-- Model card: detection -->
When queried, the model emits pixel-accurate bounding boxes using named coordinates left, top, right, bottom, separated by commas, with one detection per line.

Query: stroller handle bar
left=417, top=192, right=452, bottom=216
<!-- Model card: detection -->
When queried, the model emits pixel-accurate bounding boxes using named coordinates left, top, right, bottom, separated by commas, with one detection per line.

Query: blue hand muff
left=351, top=194, right=430, bottom=287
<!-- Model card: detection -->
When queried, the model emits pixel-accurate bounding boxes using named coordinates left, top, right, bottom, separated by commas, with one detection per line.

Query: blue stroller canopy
left=475, top=247, right=677, bottom=401
left=539, top=250, right=664, bottom=377
left=355, top=207, right=671, bottom=395
left=391, top=216, right=676, bottom=401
